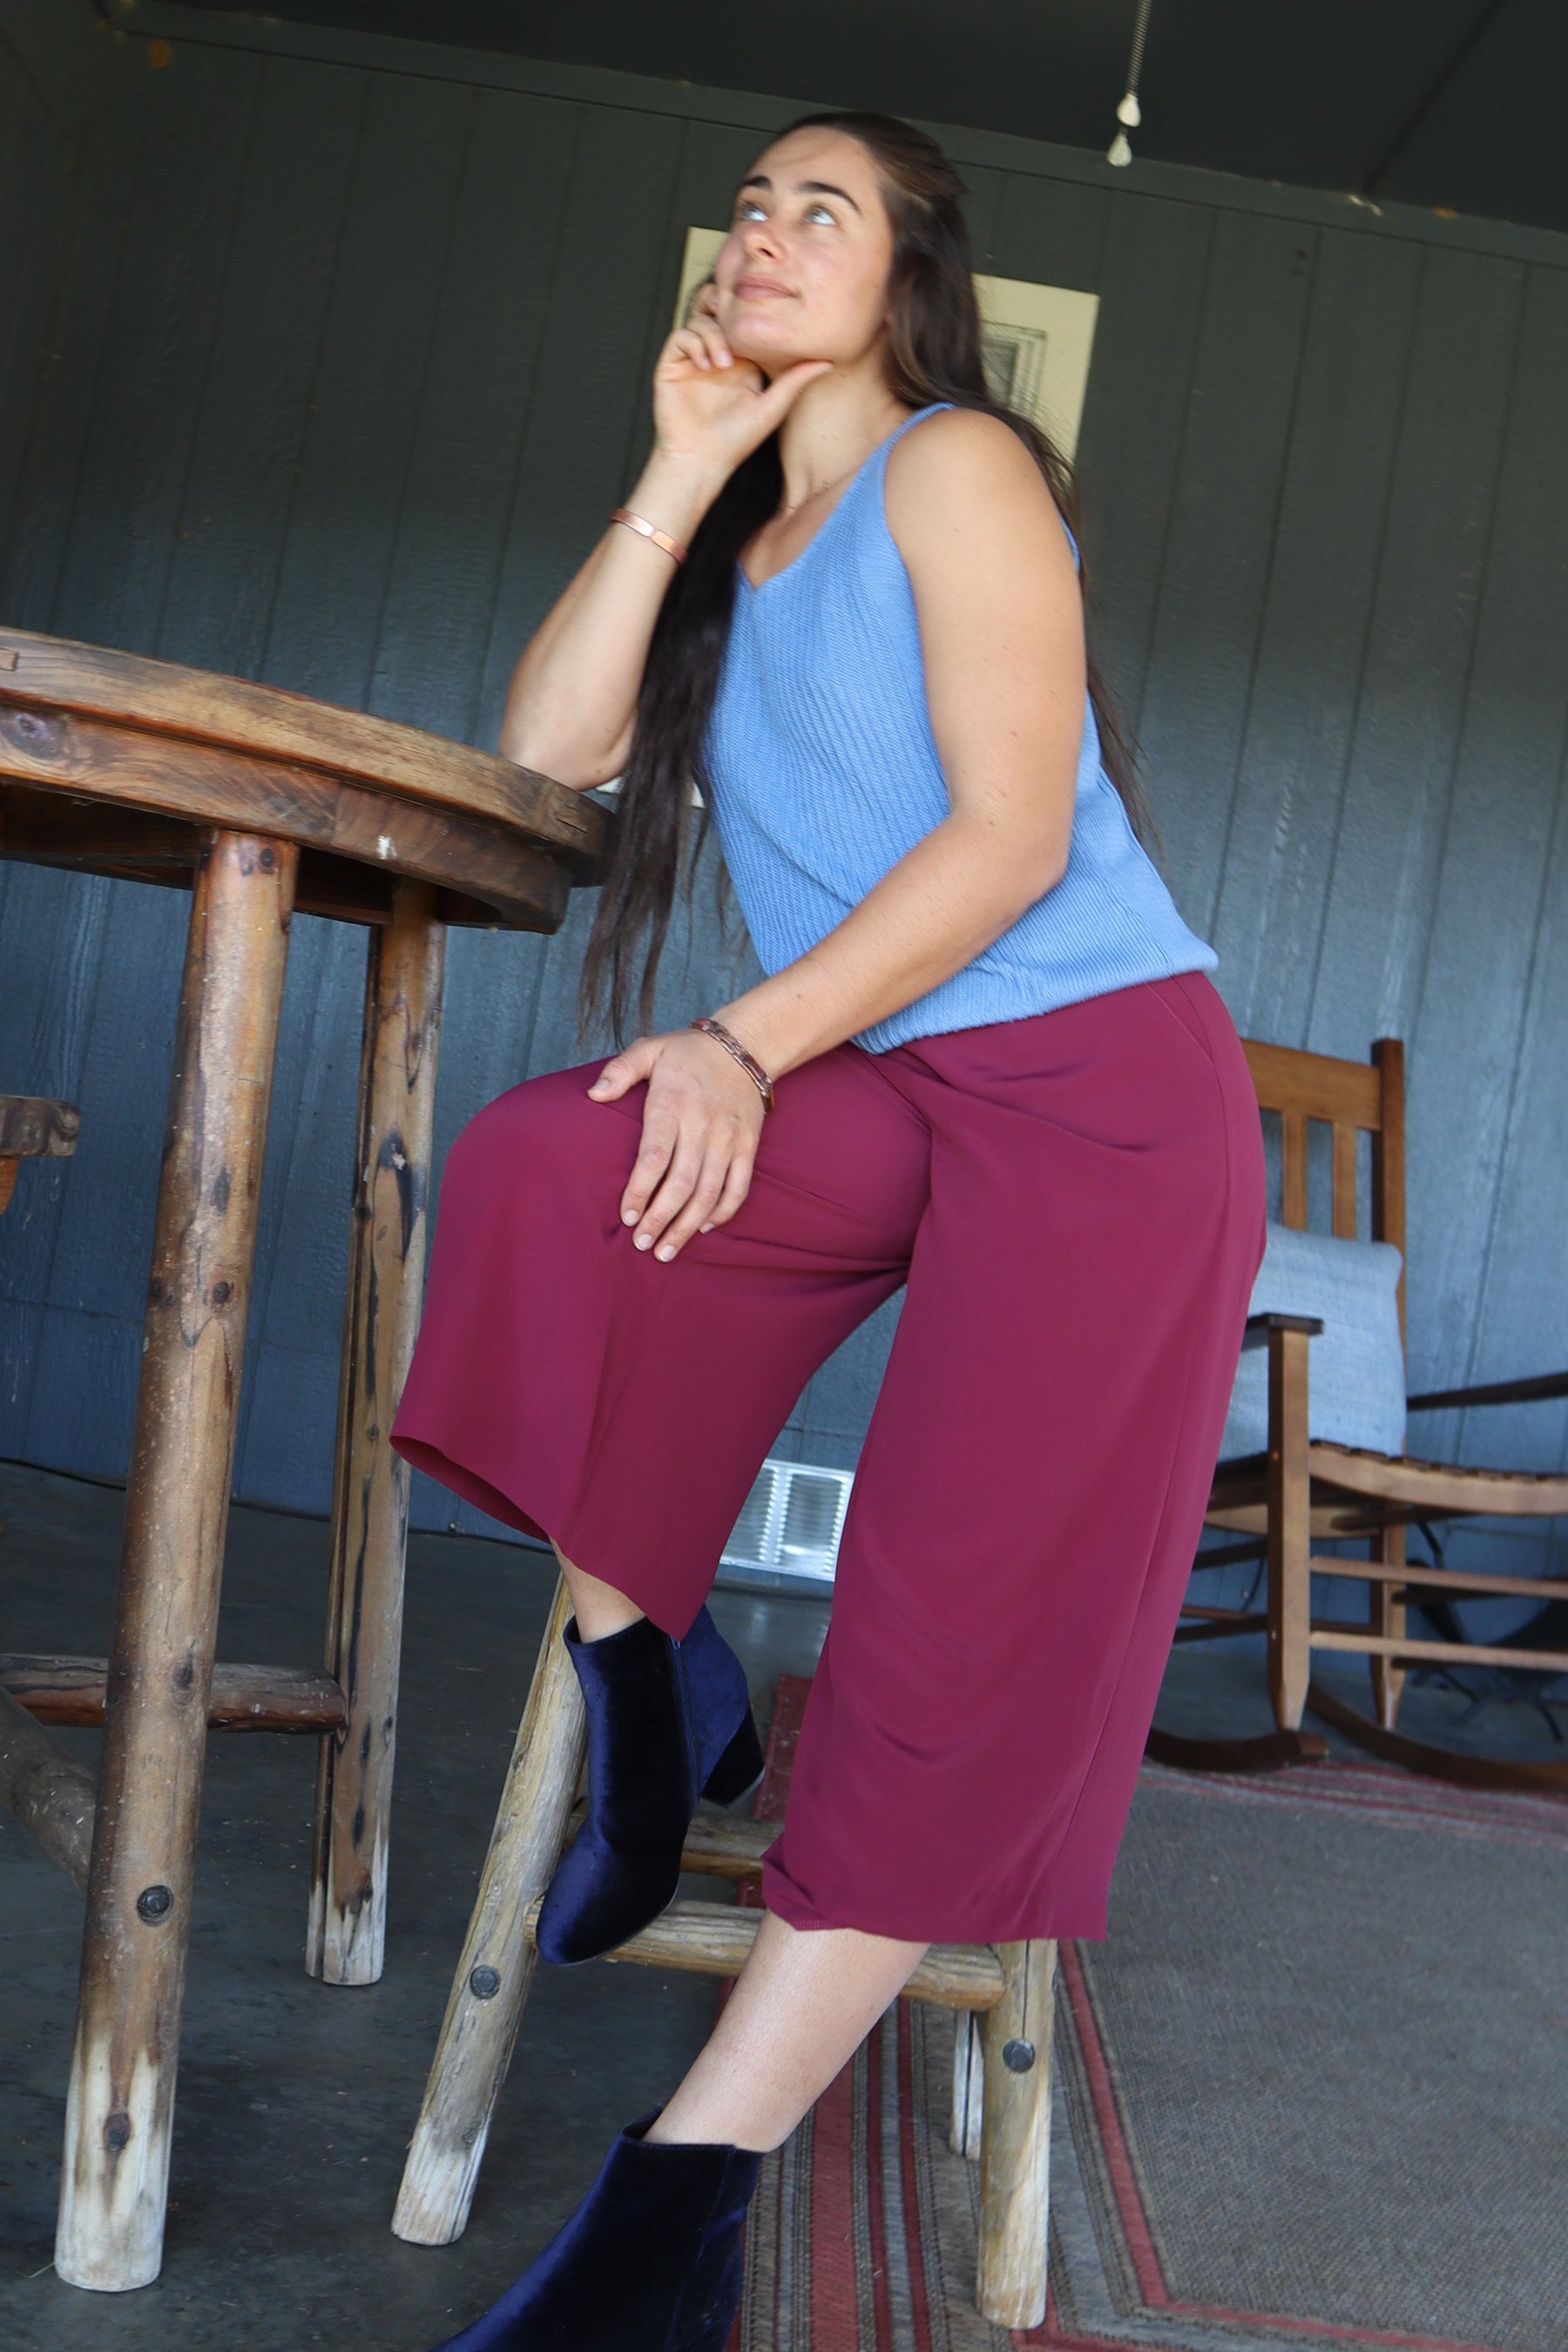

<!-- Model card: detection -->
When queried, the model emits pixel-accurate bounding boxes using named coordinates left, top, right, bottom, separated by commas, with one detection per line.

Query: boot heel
left=701, top=1710, right=765, bottom=1805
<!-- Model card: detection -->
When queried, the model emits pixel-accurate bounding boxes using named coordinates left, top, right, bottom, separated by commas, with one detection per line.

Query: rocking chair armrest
left=1406, top=1368, right=1568, bottom=1411
left=1240, top=1312, right=1324, bottom=1351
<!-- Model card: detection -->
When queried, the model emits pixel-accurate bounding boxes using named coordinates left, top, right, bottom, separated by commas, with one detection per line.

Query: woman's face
left=711, top=128, right=896, bottom=375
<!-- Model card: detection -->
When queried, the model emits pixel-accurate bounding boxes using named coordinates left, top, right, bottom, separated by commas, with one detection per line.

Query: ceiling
left=159, top=0, right=1568, bottom=240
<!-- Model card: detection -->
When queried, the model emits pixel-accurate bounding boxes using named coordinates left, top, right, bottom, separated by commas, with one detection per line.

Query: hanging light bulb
left=1107, top=0, right=1153, bottom=166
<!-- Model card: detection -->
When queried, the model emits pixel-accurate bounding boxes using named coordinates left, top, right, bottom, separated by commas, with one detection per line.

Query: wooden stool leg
left=308, top=880, right=445, bottom=1986
left=393, top=1575, right=585, bottom=2245
left=0, top=1684, right=95, bottom=1889
left=1266, top=1324, right=1312, bottom=1732
left=55, top=830, right=297, bottom=2292
left=976, top=1937, right=1056, bottom=2328
left=950, top=2009, right=984, bottom=2159
left=1369, top=1521, right=1407, bottom=1730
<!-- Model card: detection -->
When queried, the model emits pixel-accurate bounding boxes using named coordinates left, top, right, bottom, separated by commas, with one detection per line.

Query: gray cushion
left=1219, top=1221, right=1406, bottom=1462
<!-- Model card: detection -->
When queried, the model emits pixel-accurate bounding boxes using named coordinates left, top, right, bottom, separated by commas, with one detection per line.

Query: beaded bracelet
left=690, top=1016, right=776, bottom=1112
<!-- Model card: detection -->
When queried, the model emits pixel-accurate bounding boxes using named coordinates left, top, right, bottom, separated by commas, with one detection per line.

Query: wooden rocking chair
left=1150, top=1036, right=1568, bottom=1792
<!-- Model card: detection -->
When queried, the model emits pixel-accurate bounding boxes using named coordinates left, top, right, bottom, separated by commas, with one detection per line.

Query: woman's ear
left=684, top=274, right=720, bottom=328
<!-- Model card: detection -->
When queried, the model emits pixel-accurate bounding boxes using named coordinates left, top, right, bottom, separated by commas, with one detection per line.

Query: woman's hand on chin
left=587, top=1030, right=767, bottom=1260
left=652, top=289, right=831, bottom=484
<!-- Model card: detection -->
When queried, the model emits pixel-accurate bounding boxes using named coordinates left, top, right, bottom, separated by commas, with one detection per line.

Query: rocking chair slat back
left=1240, top=1036, right=1406, bottom=1340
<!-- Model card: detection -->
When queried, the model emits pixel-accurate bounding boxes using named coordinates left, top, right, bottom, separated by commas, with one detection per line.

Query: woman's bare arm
left=499, top=308, right=830, bottom=786
left=499, top=446, right=721, bottom=785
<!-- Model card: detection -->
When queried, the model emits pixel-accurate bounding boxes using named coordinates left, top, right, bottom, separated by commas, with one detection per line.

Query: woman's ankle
left=554, top=1548, right=646, bottom=1639
left=643, top=2099, right=782, bottom=2155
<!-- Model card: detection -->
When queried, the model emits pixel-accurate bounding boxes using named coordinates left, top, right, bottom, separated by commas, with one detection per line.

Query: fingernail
left=622, top=1209, right=638, bottom=1225
left=700, top=1223, right=714, bottom=1233
left=656, top=1244, right=676, bottom=1261
left=634, top=1232, right=653, bottom=1250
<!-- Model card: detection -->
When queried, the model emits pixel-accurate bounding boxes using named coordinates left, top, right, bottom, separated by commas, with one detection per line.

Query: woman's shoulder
left=883, top=403, right=1077, bottom=584
left=886, top=402, right=1044, bottom=495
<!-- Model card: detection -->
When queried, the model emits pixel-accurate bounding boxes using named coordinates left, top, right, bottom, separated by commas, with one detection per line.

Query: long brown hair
left=578, top=108, right=1149, bottom=1046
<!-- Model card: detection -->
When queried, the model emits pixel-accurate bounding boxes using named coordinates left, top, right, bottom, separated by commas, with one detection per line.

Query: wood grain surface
left=56, top=830, right=298, bottom=2293
left=0, top=1685, right=96, bottom=1892
left=0, top=1093, right=79, bottom=1157
left=309, top=880, right=445, bottom=1987
left=0, top=627, right=605, bottom=866
left=0, top=1654, right=347, bottom=1734
left=0, top=703, right=585, bottom=929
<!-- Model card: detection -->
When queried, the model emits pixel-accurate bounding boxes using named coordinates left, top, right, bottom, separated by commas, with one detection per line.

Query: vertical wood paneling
left=365, top=85, right=580, bottom=743
left=989, top=172, right=1109, bottom=291
left=1402, top=264, right=1568, bottom=1409
left=231, top=916, right=365, bottom=1502
left=0, top=49, right=152, bottom=632
left=472, top=103, right=687, bottom=735
left=259, top=70, right=480, bottom=704
left=0, top=865, right=115, bottom=1450
left=156, top=54, right=368, bottom=678
left=1070, top=193, right=1213, bottom=713
left=48, top=44, right=262, bottom=655
left=20, top=878, right=186, bottom=1476
left=1467, top=797, right=1568, bottom=1495
left=0, top=44, right=70, bottom=591
left=1208, top=234, right=1423, bottom=1038
left=4, top=26, right=1568, bottom=1552
left=1132, top=211, right=1317, bottom=929
left=1308, top=247, right=1526, bottom=1055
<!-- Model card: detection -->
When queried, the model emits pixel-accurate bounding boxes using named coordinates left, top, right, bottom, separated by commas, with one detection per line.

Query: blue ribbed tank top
left=701, top=402, right=1217, bottom=1053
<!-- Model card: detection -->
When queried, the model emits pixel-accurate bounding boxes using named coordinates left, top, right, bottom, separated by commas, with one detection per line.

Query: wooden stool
left=390, top=1578, right=1057, bottom=2332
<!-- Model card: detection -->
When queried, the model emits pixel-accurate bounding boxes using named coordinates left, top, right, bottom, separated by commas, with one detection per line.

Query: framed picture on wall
left=674, top=226, right=1099, bottom=459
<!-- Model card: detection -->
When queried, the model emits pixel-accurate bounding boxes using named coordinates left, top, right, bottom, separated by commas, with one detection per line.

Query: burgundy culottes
left=391, top=972, right=1265, bottom=1943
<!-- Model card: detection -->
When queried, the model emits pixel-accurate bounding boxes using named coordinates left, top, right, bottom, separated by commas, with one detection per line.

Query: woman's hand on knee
left=588, top=1033, right=763, bottom=1260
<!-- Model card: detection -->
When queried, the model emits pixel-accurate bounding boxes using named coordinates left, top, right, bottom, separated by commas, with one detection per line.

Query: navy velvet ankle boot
left=536, top=1605, right=763, bottom=1966
left=429, top=2112, right=762, bottom=2352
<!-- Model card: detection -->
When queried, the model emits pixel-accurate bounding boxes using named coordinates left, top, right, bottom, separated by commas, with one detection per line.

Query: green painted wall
left=2, top=5, right=1565, bottom=1598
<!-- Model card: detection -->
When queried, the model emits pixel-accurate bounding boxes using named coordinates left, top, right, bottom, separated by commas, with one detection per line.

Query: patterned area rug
left=731, top=1680, right=1568, bottom=2352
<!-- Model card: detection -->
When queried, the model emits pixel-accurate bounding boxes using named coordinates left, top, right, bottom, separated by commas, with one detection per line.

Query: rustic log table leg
left=54, top=829, right=298, bottom=2293
left=976, top=1937, right=1056, bottom=2329
left=308, top=879, right=444, bottom=1986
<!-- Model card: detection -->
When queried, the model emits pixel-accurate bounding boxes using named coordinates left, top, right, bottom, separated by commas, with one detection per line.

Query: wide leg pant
left=391, top=972, right=1266, bottom=1943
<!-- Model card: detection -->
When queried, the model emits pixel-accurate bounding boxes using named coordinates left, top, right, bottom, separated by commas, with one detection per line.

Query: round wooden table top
left=0, top=626, right=608, bottom=930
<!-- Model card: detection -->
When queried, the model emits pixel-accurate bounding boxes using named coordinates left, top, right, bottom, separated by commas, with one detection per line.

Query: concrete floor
left=1, top=1461, right=1563, bottom=2349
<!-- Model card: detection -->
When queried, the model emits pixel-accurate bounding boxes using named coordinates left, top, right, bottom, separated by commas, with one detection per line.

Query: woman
left=391, top=110, right=1266, bottom=2352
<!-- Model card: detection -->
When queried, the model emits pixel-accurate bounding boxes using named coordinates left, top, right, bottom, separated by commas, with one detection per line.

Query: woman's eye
left=737, top=199, right=765, bottom=220
left=806, top=204, right=835, bottom=225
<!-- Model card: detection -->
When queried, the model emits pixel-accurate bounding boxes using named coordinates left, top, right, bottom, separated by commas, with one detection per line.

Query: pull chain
left=1108, top=0, right=1155, bottom=167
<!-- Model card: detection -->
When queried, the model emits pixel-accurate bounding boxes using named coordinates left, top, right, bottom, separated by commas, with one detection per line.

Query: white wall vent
left=718, top=1456, right=854, bottom=1591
